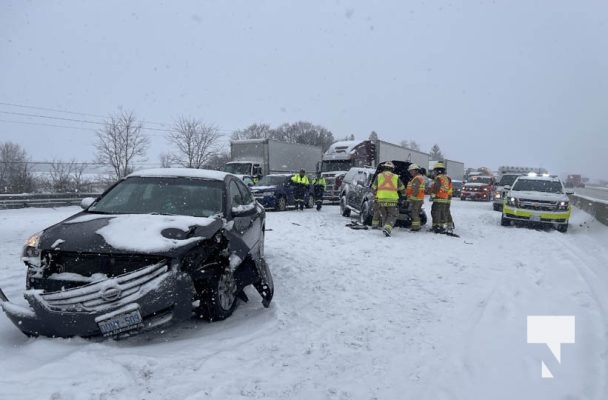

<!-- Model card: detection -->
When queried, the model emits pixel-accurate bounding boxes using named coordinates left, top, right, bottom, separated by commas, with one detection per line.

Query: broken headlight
left=21, top=231, right=42, bottom=267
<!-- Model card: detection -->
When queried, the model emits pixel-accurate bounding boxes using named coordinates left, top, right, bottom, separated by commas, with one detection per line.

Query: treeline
left=0, top=110, right=340, bottom=194
left=2, top=108, right=447, bottom=194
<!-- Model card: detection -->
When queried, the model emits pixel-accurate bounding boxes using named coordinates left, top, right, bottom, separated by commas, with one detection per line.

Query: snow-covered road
left=1, top=200, right=607, bottom=400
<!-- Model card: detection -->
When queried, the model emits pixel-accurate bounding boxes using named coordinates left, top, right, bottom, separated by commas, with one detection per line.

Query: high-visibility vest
left=291, top=174, right=309, bottom=185
left=373, top=172, right=402, bottom=202
left=312, top=177, right=326, bottom=189
left=432, top=174, right=451, bottom=203
left=406, top=175, right=425, bottom=200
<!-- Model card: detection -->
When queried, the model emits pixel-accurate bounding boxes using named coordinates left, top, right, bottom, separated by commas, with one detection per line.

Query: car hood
left=39, top=212, right=224, bottom=256
left=507, top=190, right=567, bottom=202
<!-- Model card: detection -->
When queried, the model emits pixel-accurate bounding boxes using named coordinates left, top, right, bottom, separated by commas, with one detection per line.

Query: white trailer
left=429, top=159, right=465, bottom=180
left=223, top=139, right=323, bottom=178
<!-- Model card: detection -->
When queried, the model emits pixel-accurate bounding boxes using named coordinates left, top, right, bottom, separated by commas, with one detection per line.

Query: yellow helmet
left=433, top=162, right=445, bottom=170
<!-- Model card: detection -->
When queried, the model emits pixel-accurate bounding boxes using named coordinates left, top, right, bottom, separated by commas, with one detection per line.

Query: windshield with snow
left=89, top=177, right=224, bottom=217
left=512, top=179, right=564, bottom=194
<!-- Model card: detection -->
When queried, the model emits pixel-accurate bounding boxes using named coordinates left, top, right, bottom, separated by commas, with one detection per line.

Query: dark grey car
left=0, top=168, right=273, bottom=339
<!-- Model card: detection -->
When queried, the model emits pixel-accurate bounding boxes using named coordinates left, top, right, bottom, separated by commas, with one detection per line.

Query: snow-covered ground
left=1, top=200, right=608, bottom=400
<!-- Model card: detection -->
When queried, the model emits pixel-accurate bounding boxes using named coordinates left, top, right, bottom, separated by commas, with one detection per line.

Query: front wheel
left=557, top=224, right=569, bottom=233
left=340, top=196, right=351, bottom=217
left=196, top=267, right=239, bottom=321
left=359, top=200, right=372, bottom=225
left=500, top=215, right=510, bottom=226
left=276, top=196, right=287, bottom=211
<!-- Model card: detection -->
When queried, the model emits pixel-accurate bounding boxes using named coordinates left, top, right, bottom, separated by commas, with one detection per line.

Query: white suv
left=501, top=174, right=572, bottom=232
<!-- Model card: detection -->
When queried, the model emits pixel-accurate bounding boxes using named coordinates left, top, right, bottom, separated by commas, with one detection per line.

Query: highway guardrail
left=0, top=193, right=101, bottom=210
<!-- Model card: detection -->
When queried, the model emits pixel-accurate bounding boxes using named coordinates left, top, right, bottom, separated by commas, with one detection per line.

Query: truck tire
left=340, top=196, right=351, bottom=217
left=500, top=215, right=510, bottom=226
left=557, top=224, right=568, bottom=233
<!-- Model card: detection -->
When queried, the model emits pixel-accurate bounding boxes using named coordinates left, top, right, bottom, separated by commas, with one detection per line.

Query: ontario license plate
left=530, top=215, right=541, bottom=222
left=97, top=309, right=143, bottom=337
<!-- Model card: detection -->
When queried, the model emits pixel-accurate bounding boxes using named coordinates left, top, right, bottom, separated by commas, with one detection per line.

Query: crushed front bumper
left=0, top=262, right=194, bottom=338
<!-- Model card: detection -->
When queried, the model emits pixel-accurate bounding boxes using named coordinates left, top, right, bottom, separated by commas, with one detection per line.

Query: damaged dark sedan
left=0, top=168, right=273, bottom=339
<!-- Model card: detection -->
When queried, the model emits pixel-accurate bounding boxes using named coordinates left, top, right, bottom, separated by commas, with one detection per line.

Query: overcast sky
left=1, top=0, right=607, bottom=179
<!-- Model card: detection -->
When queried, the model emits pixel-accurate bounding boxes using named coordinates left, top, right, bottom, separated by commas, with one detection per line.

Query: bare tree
left=0, top=142, right=34, bottom=193
left=95, top=111, right=149, bottom=179
left=159, top=152, right=174, bottom=168
left=274, top=121, right=335, bottom=151
left=167, top=117, right=222, bottom=169
left=401, top=140, right=421, bottom=151
left=71, top=162, right=89, bottom=192
left=204, top=150, right=232, bottom=171
left=231, top=123, right=272, bottom=141
left=49, top=159, right=74, bottom=193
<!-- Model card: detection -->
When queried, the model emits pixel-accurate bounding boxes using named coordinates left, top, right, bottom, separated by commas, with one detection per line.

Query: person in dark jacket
left=312, top=172, right=326, bottom=211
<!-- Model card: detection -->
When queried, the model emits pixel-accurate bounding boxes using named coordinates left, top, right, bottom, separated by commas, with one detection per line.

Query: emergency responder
left=371, top=161, right=406, bottom=237
left=312, top=171, right=326, bottom=211
left=406, top=163, right=425, bottom=232
left=429, top=162, right=453, bottom=233
left=291, top=169, right=310, bottom=211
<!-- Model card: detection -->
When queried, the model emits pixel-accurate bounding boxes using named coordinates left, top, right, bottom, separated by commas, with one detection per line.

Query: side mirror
left=504, top=185, right=511, bottom=190
left=232, top=204, right=257, bottom=217
left=566, top=190, right=574, bottom=195
left=80, top=197, right=96, bottom=209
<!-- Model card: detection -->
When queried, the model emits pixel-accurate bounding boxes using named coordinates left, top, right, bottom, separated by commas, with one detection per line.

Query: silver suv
left=339, top=167, right=377, bottom=223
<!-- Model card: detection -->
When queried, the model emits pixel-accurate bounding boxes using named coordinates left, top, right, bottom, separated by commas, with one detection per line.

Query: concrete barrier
left=569, top=194, right=608, bottom=226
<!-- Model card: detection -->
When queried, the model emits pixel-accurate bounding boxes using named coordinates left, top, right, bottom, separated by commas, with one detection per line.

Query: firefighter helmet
left=433, top=162, right=445, bottom=170
left=408, top=163, right=420, bottom=171
left=382, top=161, right=395, bottom=169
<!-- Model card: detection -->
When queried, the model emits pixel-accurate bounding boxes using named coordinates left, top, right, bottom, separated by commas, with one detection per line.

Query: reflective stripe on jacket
left=406, top=175, right=425, bottom=200
left=372, top=171, right=404, bottom=203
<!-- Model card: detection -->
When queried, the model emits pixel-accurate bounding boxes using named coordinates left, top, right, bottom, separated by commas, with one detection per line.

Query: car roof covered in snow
left=127, top=168, right=229, bottom=181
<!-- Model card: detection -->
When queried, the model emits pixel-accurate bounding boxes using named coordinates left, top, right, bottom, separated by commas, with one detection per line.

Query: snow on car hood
left=95, top=214, right=210, bottom=252
left=41, top=212, right=222, bottom=254
left=507, top=190, right=567, bottom=201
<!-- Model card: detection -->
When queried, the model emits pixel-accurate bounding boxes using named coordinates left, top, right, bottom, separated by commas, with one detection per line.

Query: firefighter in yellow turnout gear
left=429, top=162, right=454, bottom=233
left=406, top=164, right=425, bottom=232
left=371, top=161, right=406, bottom=237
